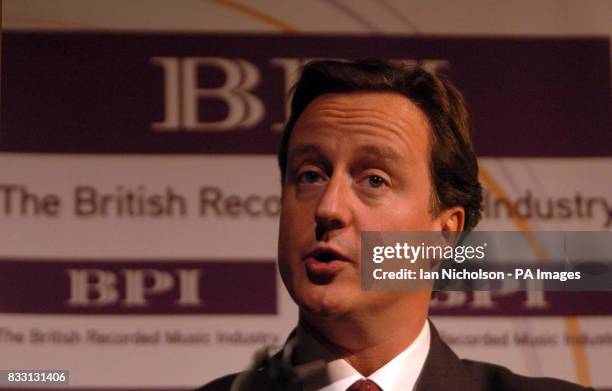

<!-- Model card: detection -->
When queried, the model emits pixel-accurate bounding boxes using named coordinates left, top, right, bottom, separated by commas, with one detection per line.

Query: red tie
left=347, top=378, right=383, bottom=391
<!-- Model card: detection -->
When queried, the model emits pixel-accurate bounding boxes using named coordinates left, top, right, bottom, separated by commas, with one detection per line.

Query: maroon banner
left=430, top=291, right=612, bottom=316
left=1, top=33, right=610, bottom=156
left=1, top=259, right=610, bottom=316
left=0, top=260, right=277, bottom=314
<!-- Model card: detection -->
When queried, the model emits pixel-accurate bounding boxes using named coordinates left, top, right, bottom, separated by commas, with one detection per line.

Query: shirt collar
left=294, top=321, right=431, bottom=391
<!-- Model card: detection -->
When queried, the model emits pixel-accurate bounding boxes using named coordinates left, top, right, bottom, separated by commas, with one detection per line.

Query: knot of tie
left=346, top=378, right=383, bottom=391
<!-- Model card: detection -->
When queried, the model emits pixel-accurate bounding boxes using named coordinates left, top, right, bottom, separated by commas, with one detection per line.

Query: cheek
left=277, top=212, right=292, bottom=262
left=363, top=194, right=435, bottom=231
left=279, top=191, right=316, bottom=232
left=278, top=195, right=308, bottom=259
left=279, top=196, right=295, bottom=235
left=277, top=210, right=295, bottom=290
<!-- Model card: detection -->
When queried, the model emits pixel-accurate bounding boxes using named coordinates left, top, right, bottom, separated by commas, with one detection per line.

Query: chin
left=293, top=283, right=355, bottom=318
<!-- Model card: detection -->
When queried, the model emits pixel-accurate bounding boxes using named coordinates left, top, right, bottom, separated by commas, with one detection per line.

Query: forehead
left=290, top=92, right=432, bottom=160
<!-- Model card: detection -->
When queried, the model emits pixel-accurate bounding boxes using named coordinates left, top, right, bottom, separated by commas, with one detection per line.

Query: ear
left=438, top=206, right=465, bottom=234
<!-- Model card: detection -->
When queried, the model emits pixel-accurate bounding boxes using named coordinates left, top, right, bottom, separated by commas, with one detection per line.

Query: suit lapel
left=275, top=321, right=479, bottom=391
left=415, top=320, right=480, bottom=391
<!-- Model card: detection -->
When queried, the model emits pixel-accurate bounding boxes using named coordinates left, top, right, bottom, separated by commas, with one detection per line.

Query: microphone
left=230, top=336, right=325, bottom=391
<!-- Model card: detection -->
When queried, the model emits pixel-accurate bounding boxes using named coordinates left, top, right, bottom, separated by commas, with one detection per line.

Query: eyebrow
left=288, top=144, right=406, bottom=167
left=355, top=145, right=403, bottom=164
left=288, top=144, right=323, bottom=160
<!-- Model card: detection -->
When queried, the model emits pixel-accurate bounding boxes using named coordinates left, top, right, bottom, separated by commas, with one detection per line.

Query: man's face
left=278, top=92, right=458, bottom=319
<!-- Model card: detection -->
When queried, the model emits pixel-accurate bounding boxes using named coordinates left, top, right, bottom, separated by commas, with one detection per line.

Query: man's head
left=276, top=59, right=482, bottom=320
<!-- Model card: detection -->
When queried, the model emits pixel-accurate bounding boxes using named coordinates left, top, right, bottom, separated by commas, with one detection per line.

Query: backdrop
left=1, top=1, right=611, bottom=389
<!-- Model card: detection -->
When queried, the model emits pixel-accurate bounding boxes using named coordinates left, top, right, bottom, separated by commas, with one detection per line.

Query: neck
left=299, top=296, right=429, bottom=376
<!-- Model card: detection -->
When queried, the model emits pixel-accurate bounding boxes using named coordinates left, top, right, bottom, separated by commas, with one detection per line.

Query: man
left=200, top=59, right=591, bottom=390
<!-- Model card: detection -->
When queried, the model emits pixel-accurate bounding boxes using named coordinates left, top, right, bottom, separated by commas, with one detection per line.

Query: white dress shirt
left=294, top=321, right=431, bottom=391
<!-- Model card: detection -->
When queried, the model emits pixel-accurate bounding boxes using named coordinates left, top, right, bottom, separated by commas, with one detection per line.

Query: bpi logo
left=66, top=268, right=202, bottom=307
left=151, top=57, right=448, bottom=132
left=431, top=291, right=549, bottom=310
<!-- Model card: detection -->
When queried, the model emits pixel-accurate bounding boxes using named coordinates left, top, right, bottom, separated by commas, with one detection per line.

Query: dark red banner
left=0, top=259, right=277, bottom=314
left=1, top=33, right=610, bottom=156
left=430, top=291, right=612, bottom=316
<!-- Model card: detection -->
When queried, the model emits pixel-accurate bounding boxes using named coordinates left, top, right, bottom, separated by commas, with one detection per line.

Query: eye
left=367, top=175, right=386, bottom=188
left=356, top=171, right=390, bottom=191
left=297, top=169, right=324, bottom=185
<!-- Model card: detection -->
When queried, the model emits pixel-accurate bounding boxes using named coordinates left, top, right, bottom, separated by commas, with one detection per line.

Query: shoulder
left=461, top=358, right=594, bottom=391
left=196, top=373, right=237, bottom=391
left=422, top=321, right=593, bottom=391
left=196, top=342, right=293, bottom=391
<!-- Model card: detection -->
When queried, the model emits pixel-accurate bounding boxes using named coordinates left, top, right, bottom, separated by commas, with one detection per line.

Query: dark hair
left=278, top=59, right=483, bottom=232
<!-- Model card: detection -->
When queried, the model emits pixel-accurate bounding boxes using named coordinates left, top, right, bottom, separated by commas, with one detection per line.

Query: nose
left=314, top=175, right=352, bottom=241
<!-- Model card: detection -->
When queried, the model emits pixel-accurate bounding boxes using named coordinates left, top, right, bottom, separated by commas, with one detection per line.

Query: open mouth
left=304, top=247, right=350, bottom=283
left=312, top=251, right=339, bottom=263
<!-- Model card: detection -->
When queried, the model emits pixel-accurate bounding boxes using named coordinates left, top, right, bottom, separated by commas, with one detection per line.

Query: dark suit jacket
left=199, top=321, right=594, bottom=391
